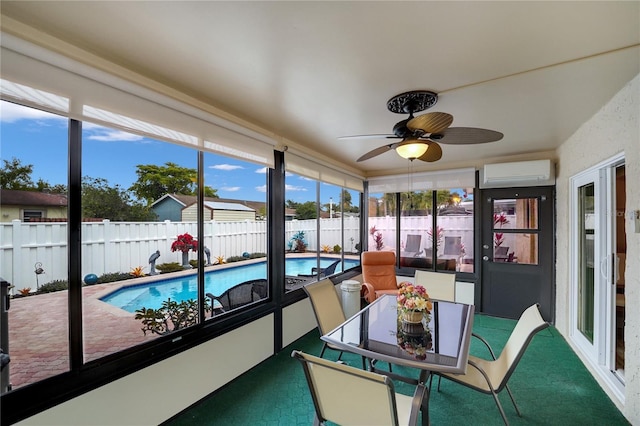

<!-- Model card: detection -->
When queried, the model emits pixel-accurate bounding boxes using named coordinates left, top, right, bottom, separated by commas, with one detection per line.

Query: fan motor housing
left=386, top=90, right=438, bottom=114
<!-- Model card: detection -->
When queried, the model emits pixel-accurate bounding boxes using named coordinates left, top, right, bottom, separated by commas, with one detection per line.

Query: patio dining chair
left=303, top=279, right=366, bottom=369
left=434, top=303, right=549, bottom=426
left=291, top=350, right=426, bottom=426
left=413, top=270, right=455, bottom=302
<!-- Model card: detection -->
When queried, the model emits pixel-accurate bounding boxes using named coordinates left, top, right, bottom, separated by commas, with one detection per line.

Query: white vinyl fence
left=0, top=217, right=359, bottom=291
left=0, top=215, right=487, bottom=291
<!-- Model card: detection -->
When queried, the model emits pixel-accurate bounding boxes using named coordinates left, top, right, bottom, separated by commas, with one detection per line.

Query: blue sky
left=1, top=101, right=345, bottom=204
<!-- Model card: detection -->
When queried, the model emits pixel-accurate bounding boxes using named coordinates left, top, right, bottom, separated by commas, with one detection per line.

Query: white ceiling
left=1, top=1, right=639, bottom=177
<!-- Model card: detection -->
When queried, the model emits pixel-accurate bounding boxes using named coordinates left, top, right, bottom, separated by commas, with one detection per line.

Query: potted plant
left=289, top=231, right=307, bottom=252
left=171, top=233, right=198, bottom=269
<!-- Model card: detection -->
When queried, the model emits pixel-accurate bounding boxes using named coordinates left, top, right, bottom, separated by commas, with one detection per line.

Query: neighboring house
left=182, top=201, right=255, bottom=221
left=0, top=189, right=67, bottom=222
left=285, top=208, right=296, bottom=221
left=150, top=194, right=197, bottom=221
left=151, top=194, right=269, bottom=221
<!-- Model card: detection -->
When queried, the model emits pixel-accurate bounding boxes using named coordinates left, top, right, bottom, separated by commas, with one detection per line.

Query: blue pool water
left=101, top=257, right=359, bottom=312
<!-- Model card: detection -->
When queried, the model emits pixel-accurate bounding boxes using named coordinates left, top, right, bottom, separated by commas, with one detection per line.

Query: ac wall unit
left=483, top=159, right=553, bottom=186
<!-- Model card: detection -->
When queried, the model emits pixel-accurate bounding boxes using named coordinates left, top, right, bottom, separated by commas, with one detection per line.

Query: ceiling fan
left=344, top=90, right=504, bottom=162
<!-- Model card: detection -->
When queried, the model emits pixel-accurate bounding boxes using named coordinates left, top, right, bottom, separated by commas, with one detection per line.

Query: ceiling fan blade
left=356, top=144, right=395, bottom=162
left=434, top=127, right=503, bottom=145
left=338, top=134, right=400, bottom=141
left=417, top=141, right=442, bottom=162
left=407, top=112, right=453, bottom=134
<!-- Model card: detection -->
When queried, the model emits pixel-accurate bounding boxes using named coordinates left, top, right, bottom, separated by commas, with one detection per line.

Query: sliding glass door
left=571, top=155, right=625, bottom=399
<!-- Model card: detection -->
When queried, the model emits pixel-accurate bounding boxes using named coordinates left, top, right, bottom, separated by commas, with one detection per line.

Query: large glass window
left=437, top=188, right=474, bottom=272
left=367, top=186, right=475, bottom=274
left=1, top=101, right=70, bottom=391
left=368, top=192, right=397, bottom=254
left=81, top=123, right=200, bottom=359
left=202, top=152, right=268, bottom=319
left=284, top=172, right=361, bottom=292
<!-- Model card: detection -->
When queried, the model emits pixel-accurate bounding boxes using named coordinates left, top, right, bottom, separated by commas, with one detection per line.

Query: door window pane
left=493, top=233, right=538, bottom=264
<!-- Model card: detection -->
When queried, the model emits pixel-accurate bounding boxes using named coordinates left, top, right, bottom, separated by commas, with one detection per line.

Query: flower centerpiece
left=396, top=282, right=433, bottom=359
left=171, top=233, right=198, bottom=269
left=397, top=281, right=432, bottom=324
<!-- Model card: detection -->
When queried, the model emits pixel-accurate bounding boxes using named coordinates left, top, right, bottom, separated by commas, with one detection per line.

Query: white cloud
left=87, top=129, right=145, bottom=142
left=255, top=167, right=268, bottom=174
left=220, top=186, right=241, bottom=192
left=255, top=184, right=267, bottom=192
left=210, top=164, right=243, bottom=171
left=83, top=123, right=144, bottom=142
left=0, top=102, right=66, bottom=123
left=285, top=184, right=307, bottom=192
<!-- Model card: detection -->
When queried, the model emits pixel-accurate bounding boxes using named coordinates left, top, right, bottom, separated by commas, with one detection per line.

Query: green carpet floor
left=165, top=314, right=629, bottom=425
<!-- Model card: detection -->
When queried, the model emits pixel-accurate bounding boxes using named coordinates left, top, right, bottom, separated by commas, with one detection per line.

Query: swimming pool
left=101, top=257, right=359, bottom=312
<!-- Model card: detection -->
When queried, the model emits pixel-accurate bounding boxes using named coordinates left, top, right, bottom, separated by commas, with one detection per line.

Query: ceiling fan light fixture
left=396, top=142, right=428, bottom=160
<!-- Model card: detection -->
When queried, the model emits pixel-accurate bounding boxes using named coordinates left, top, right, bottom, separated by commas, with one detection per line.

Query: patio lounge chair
left=361, top=251, right=399, bottom=303
left=299, top=259, right=340, bottom=278
left=206, top=278, right=266, bottom=316
left=401, top=234, right=423, bottom=257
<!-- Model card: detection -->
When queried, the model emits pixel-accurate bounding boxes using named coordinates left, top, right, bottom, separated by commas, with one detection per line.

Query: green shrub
left=155, top=262, right=184, bottom=273
left=333, top=244, right=341, bottom=254
left=249, top=252, right=266, bottom=259
left=97, top=272, right=132, bottom=284
left=226, top=256, right=245, bottom=263
left=135, top=298, right=210, bottom=335
left=38, top=280, right=69, bottom=293
left=189, top=259, right=207, bottom=268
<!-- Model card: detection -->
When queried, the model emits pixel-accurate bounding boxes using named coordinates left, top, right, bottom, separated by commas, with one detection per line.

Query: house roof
left=0, top=189, right=67, bottom=207
left=152, top=194, right=266, bottom=212
left=203, top=201, right=255, bottom=212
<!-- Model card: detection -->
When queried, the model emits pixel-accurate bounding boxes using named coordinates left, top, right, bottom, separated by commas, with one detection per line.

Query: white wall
left=18, top=314, right=276, bottom=426
left=555, top=74, right=639, bottom=423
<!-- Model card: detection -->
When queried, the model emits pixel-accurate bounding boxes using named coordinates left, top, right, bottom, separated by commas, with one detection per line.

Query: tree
left=340, top=189, right=360, bottom=213
left=203, top=186, right=218, bottom=198
left=35, top=179, right=67, bottom=194
left=1, top=157, right=34, bottom=190
left=129, top=162, right=218, bottom=204
left=295, top=201, right=318, bottom=220
left=285, top=199, right=300, bottom=210
left=83, top=176, right=156, bottom=221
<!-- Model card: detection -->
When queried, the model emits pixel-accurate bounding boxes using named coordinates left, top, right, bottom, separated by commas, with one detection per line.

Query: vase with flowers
left=396, top=282, right=432, bottom=324
left=171, top=233, right=198, bottom=269
left=396, top=281, right=433, bottom=359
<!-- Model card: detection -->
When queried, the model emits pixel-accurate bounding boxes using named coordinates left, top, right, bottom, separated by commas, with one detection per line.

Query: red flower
left=171, top=233, right=198, bottom=253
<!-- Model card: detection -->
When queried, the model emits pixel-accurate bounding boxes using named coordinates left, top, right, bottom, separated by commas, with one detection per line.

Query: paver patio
left=7, top=282, right=156, bottom=389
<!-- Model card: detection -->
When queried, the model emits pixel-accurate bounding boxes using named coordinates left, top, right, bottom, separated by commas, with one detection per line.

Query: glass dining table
left=321, top=294, right=475, bottom=424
